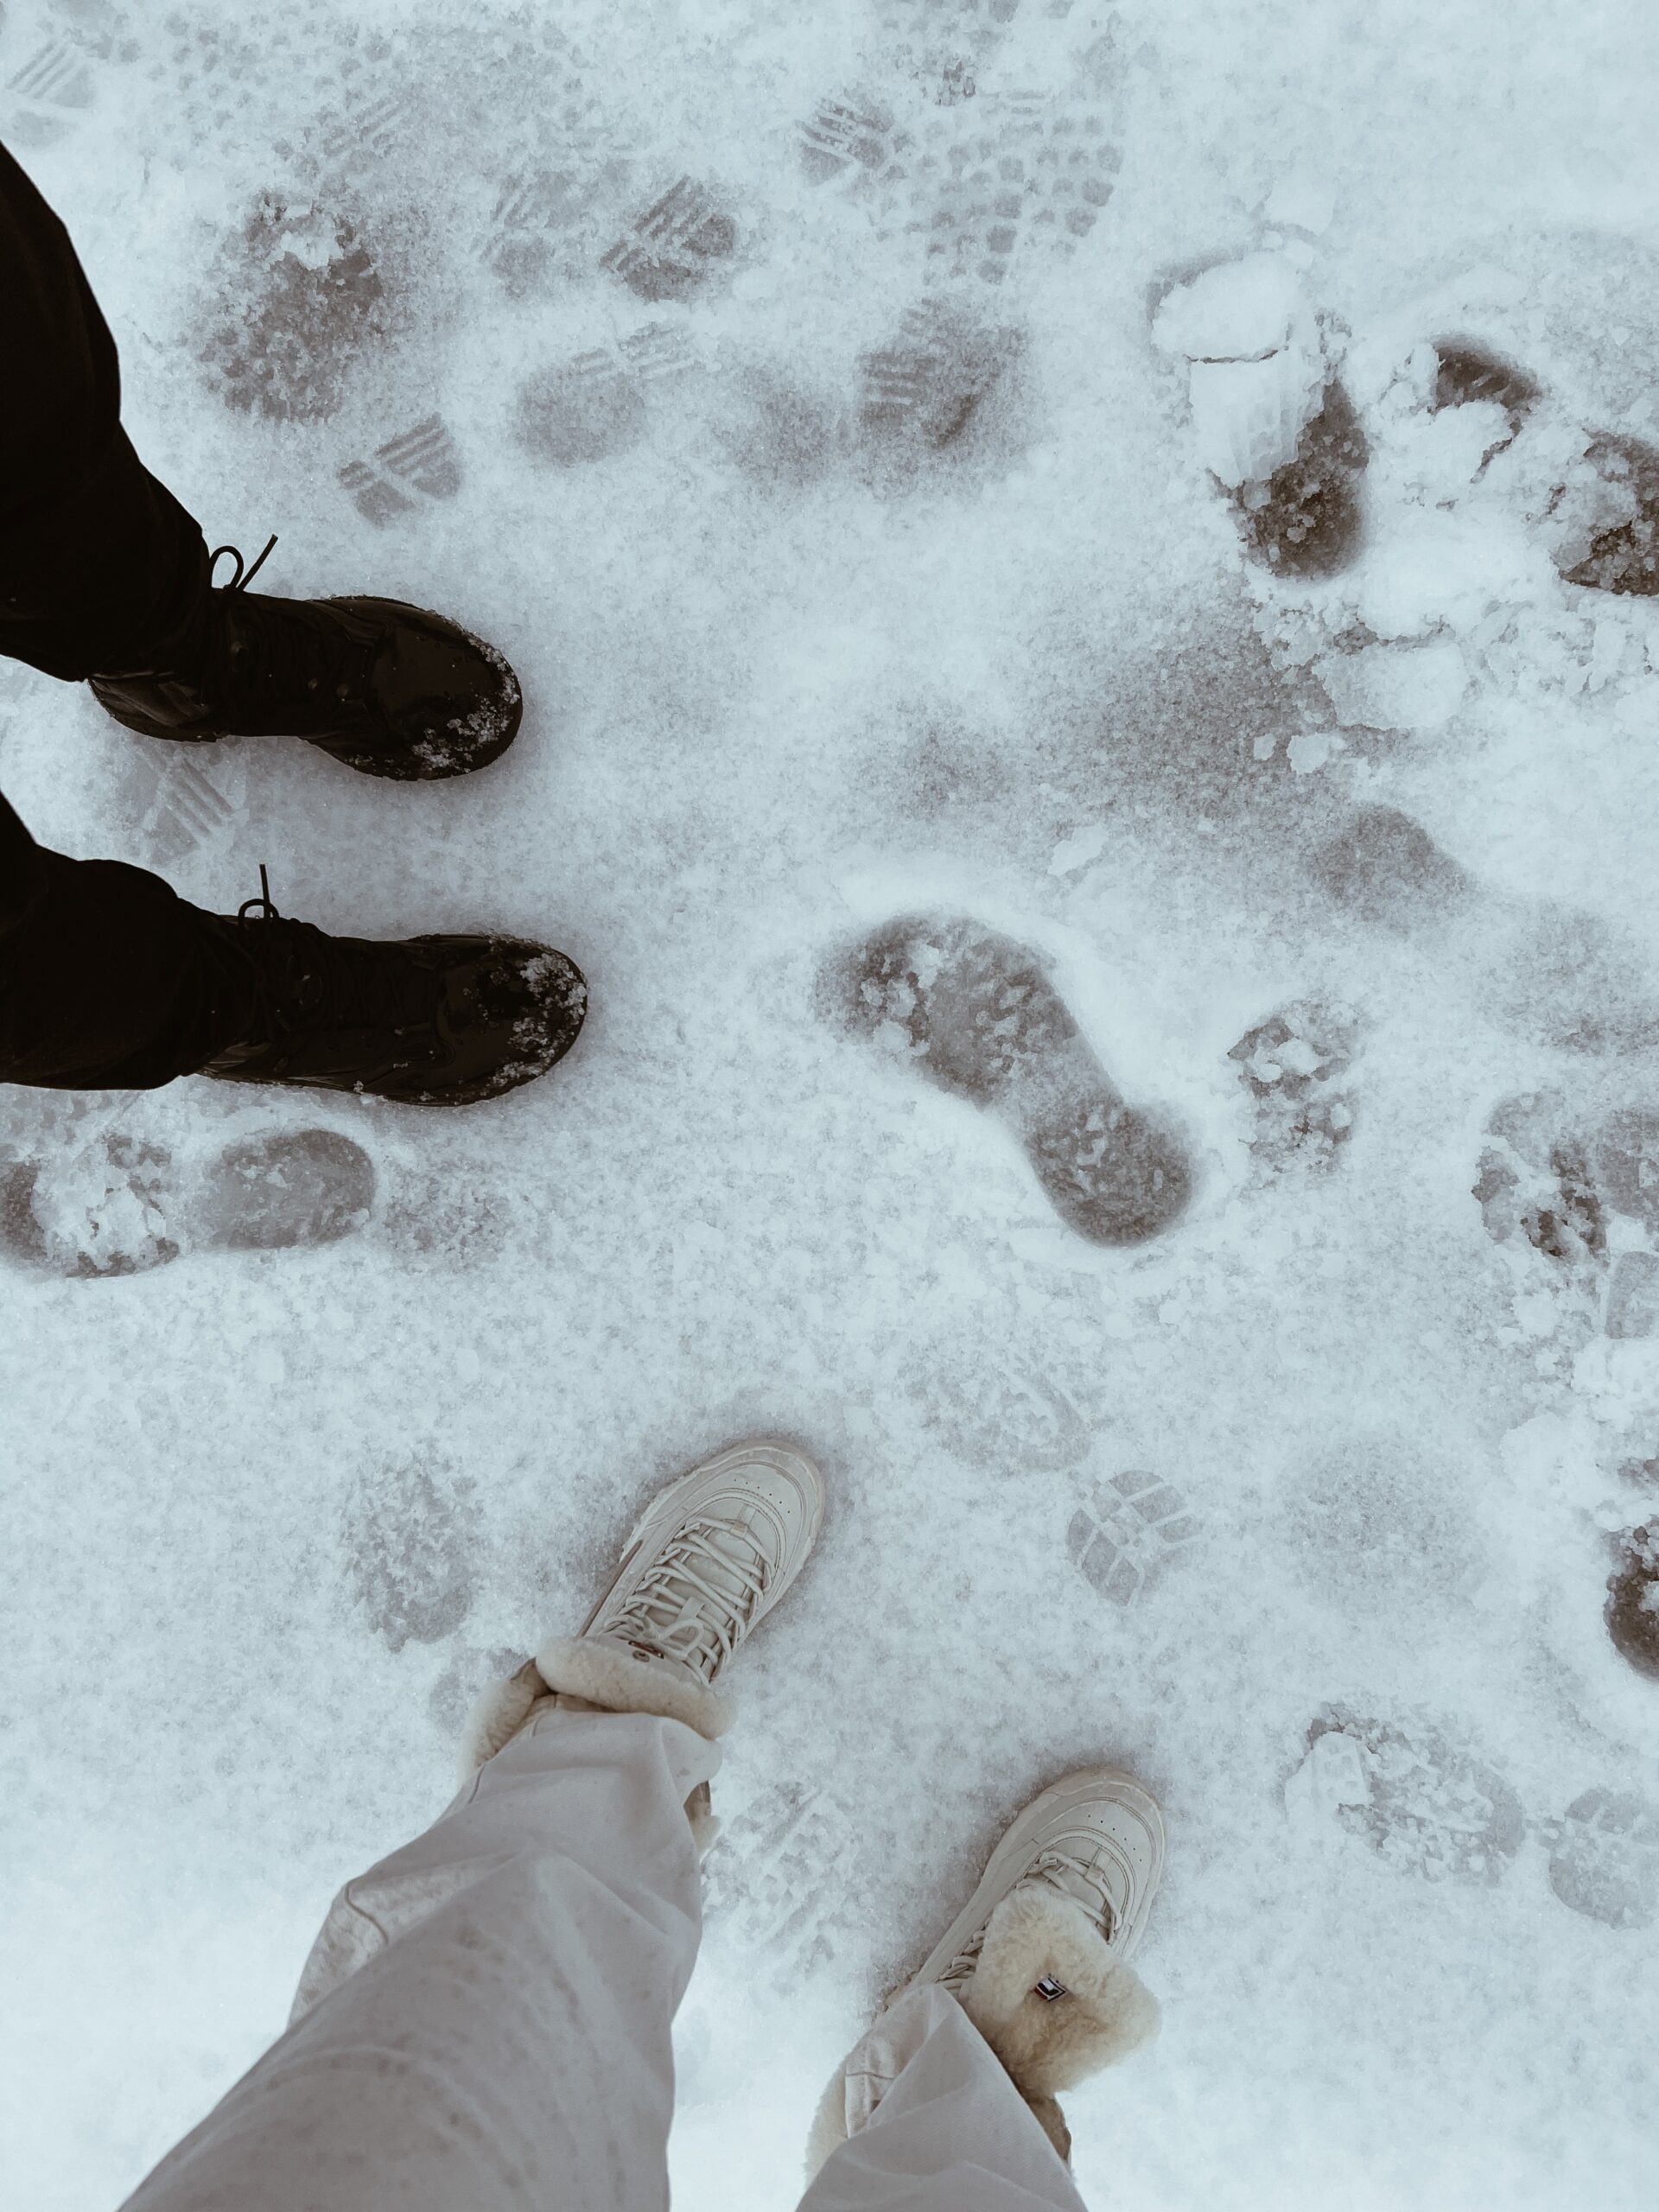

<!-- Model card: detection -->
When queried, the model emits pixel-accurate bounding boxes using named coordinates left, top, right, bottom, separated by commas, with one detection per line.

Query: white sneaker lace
left=606, top=1513, right=772, bottom=1682
left=937, top=1846, right=1117, bottom=1994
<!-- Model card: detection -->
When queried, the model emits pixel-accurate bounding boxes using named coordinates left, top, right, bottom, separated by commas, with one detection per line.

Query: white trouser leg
left=798, top=1986, right=1091, bottom=2212
left=120, top=1709, right=718, bottom=2212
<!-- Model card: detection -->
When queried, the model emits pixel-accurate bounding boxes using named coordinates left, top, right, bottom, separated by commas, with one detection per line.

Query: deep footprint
left=839, top=915, right=1192, bottom=1245
left=1555, top=434, right=1659, bottom=597
left=1430, top=340, right=1538, bottom=455
left=1236, top=382, right=1369, bottom=578
left=1605, top=1522, right=1659, bottom=1680
left=0, top=1127, right=374, bottom=1274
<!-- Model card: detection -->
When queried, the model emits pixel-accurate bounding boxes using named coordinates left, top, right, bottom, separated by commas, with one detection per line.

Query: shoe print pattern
left=339, top=416, right=462, bottom=524
left=1230, top=1003, right=1357, bottom=1179
left=902, top=1340, right=1093, bottom=1472
left=835, top=913, right=1193, bottom=1246
left=798, top=91, right=907, bottom=189
left=202, top=193, right=392, bottom=423
left=601, top=177, right=736, bottom=304
left=702, top=1779, right=862, bottom=1982
left=1475, top=1094, right=1659, bottom=1345
left=858, top=298, right=1025, bottom=476
left=111, top=742, right=245, bottom=873
left=0, top=1124, right=373, bottom=1276
left=1291, top=1710, right=1656, bottom=1928
left=1294, top=1709, right=1525, bottom=1887
left=823, top=16, right=1123, bottom=287
left=1067, top=1469, right=1203, bottom=1603
left=1543, top=1789, right=1659, bottom=1929
left=343, top=1454, right=479, bottom=1655
left=513, top=323, right=704, bottom=474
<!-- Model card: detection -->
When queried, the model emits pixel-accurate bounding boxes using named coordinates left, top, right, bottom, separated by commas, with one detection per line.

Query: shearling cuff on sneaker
left=460, top=1657, right=549, bottom=1777
left=960, top=1885, right=1160, bottom=2148
left=804, top=1886, right=1159, bottom=2179
left=534, top=1633, right=734, bottom=1740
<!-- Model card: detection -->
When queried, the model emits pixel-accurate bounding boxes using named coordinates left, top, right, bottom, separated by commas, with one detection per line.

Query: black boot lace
left=209, top=537, right=378, bottom=721
left=210, top=535, right=279, bottom=593
left=227, top=868, right=437, bottom=1047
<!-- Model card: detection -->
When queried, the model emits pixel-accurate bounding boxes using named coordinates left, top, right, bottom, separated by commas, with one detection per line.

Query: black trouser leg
left=0, top=139, right=209, bottom=678
left=0, top=797, right=252, bottom=1087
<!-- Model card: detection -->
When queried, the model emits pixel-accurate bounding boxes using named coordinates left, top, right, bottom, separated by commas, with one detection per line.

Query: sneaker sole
left=899, top=1765, right=1166, bottom=1999
left=581, top=1435, right=827, bottom=1640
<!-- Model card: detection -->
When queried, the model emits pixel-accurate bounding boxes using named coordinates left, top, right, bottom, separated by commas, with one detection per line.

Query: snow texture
left=3, top=1, right=1659, bottom=2206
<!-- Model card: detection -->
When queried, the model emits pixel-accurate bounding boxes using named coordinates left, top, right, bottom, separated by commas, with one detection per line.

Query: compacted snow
left=4, top=2, right=1659, bottom=2206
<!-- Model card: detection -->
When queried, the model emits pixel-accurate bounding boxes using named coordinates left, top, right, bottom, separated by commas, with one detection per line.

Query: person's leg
left=119, top=1437, right=824, bottom=2212
left=0, top=143, right=519, bottom=779
left=0, top=794, right=258, bottom=1086
left=798, top=1770, right=1165, bottom=2212
left=122, top=1709, right=719, bottom=2212
left=800, top=1985, right=1091, bottom=2212
left=0, top=142, right=210, bottom=681
left=0, top=791, right=585, bottom=1097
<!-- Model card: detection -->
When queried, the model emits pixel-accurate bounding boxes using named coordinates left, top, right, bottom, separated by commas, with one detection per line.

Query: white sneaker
left=902, top=1766, right=1166, bottom=1998
left=531, top=1435, right=825, bottom=1740
left=806, top=1768, right=1164, bottom=2180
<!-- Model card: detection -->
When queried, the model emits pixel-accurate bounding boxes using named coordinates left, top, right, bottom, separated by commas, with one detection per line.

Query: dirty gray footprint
left=600, top=177, right=735, bottom=303
left=1476, top=1093, right=1659, bottom=1342
left=1286, top=1708, right=1524, bottom=1885
left=857, top=298, right=1027, bottom=486
left=1429, top=339, right=1538, bottom=464
left=1306, top=804, right=1474, bottom=930
left=1067, top=1469, right=1202, bottom=1602
left=834, top=914, right=1193, bottom=1245
left=1605, top=1521, right=1659, bottom=1681
left=514, top=325, right=701, bottom=470
left=1553, top=432, right=1659, bottom=598
left=1230, top=1001, right=1357, bottom=1178
left=339, top=415, right=462, bottom=523
left=1154, top=252, right=1368, bottom=580
left=343, top=1455, right=480, bottom=1653
left=1544, top=1787, right=1659, bottom=1929
left=202, top=193, right=394, bottom=423
left=0, top=1126, right=374, bottom=1276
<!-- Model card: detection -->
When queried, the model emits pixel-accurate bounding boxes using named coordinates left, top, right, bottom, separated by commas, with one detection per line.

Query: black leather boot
left=200, top=875, right=586, bottom=1105
left=88, top=539, right=523, bottom=780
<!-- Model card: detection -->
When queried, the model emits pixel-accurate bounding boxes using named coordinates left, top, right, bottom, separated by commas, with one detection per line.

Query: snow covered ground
left=4, top=0, right=1659, bottom=2204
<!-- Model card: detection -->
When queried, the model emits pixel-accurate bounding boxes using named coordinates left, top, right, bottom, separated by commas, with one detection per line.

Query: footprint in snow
left=201, top=193, right=393, bottom=424
left=1153, top=252, right=1369, bottom=582
left=343, top=1453, right=480, bottom=1656
left=0, top=1125, right=375, bottom=1277
left=832, top=912, right=1193, bottom=1247
left=1067, top=1469, right=1203, bottom=1604
left=1287, top=1709, right=1524, bottom=1888
left=1229, top=1001, right=1358, bottom=1180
